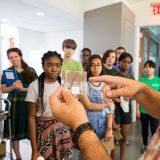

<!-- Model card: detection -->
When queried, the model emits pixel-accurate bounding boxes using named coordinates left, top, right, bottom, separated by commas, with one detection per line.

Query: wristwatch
left=73, top=122, right=96, bottom=147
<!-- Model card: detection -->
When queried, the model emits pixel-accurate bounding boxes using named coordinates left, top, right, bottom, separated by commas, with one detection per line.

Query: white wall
left=130, top=0, right=160, bottom=26
left=43, top=29, right=83, bottom=60
left=0, top=25, right=20, bottom=70
left=19, top=28, right=43, bottom=63
left=128, top=0, right=160, bottom=79
left=27, top=29, right=83, bottom=75
left=0, top=22, right=2, bottom=109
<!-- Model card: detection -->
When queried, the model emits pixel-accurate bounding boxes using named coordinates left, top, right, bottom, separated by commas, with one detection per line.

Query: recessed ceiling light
left=36, top=12, right=45, bottom=16
left=1, top=18, right=8, bottom=22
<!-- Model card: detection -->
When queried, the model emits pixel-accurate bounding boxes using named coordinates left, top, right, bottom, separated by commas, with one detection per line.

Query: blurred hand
left=13, top=80, right=24, bottom=91
left=136, top=110, right=141, bottom=119
left=104, top=129, right=112, bottom=141
left=49, top=87, right=89, bottom=131
left=90, top=75, right=144, bottom=103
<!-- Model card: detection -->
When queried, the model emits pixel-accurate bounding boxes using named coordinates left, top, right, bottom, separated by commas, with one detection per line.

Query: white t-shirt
left=25, top=79, right=60, bottom=117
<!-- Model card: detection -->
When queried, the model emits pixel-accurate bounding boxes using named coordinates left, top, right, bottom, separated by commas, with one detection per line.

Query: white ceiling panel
left=0, top=0, right=83, bottom=32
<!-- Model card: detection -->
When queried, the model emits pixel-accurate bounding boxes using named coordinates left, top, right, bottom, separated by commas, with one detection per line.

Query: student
left=81, top=55, right=113, bottom=141
left=61, top=38, right=83, bottom=160
left=25, top=51, right=72, bottom=160
left=116, top=47, right=126, bottom=60
left=62, top=39, right=83, bottom=71
left=137, top=60, right=160, bottom=154
left=115, top=52, right=134, bottom=160
left=1, top=48, right=37, bottom=160
left=102, top=49, right=120, bottom=159
left=113, top=47, right=134, bottom=76
left=103, top=49, right=118, bottom=76
left=49, top=75, right=160, bottom=160
left=80, top=48, right=91, bottom=69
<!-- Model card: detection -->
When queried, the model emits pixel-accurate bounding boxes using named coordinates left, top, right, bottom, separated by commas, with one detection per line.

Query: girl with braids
left=26, top=51, right=72, bottom=160
left=1, top=47, right=37, bottom=160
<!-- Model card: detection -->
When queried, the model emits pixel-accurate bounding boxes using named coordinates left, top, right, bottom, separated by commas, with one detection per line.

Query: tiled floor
left=3, top=120, right=152, bottom=160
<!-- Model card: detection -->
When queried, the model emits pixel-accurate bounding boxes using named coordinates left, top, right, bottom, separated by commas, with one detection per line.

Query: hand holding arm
left=13, top=80, right=28, bottom=92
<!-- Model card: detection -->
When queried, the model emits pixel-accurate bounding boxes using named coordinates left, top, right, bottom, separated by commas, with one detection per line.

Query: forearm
left=78, top=130, right=111, bottom=160
left=80, top=95, right=104, bottom=110
left=1, top=85, right=14, bottom=93
left=28, top=117, right=38, bottom=152
left=106, top=114, right=112, bottom=129
left=136, top=103, right=139, bottom=112
left=20, top=87, right=28, bottom=92
left=135, top=84, right=160, bottom=119
left=87, top=103, right=105, bottom=110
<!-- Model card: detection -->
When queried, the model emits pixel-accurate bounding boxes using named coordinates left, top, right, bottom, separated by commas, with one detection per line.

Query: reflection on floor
left=4, top=120, right=152, bottom=160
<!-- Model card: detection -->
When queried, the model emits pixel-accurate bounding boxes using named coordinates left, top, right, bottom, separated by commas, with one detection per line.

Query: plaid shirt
left=139, top=127, right=160, bottom=160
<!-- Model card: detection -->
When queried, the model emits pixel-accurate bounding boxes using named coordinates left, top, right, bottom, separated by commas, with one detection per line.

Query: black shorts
left=114, top=102, right=132, bottom=125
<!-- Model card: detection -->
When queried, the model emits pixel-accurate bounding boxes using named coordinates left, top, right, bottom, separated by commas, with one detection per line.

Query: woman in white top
left=25, top=51, right=72, bottom=160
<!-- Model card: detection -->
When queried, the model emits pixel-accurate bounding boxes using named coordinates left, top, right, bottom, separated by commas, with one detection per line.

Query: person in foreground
left=49, top=75, right=160, bottom=160
left=26, top=51, right=72, bottom=160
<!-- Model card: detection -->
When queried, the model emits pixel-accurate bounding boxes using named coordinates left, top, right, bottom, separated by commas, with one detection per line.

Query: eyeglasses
left=65, top=45, right=76, bottom=50
left=90, top=64, right=102, bottom=68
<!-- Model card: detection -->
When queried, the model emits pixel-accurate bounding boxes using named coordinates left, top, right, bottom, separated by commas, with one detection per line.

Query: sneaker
left=140, top=146, right=147, bottom=154
left=126, top=140, right=130, bottom=145
left=116, top=141, right=119, bottom=145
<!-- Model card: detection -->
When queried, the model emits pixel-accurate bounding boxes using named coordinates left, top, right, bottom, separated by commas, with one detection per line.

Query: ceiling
left=0, top=0, right=84, bottom=32
left=0, top=0, right=159, bottom=33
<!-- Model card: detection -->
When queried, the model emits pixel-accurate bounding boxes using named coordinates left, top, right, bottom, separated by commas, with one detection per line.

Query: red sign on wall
left=152, top=4, right=160, bottom=15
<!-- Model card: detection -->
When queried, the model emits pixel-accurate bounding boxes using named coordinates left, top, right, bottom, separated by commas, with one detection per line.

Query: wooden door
left=139, top=28, right=150, bottom=78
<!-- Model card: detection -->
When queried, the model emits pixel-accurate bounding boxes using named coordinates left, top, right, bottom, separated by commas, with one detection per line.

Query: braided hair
left=37, top=51, right=62, bottom=113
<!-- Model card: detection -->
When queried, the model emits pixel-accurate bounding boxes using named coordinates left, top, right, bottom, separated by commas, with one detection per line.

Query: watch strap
left=73, top=122, right=96, bottom=147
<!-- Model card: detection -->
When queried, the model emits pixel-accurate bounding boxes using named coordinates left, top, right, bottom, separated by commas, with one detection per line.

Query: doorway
left=139, top=26, right=160, bottom=78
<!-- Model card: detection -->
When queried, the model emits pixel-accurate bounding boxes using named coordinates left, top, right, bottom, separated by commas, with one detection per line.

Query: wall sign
left=152, top=3, right=160, bottom=15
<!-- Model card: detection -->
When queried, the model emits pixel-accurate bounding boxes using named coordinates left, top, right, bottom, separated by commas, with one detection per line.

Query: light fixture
left=1, top=18, right=9, bottom=22
left=35, top=12, right=45, bottom=16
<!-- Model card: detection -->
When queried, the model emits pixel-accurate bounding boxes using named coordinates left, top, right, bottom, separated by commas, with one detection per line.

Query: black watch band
left=73, top=122, right=96, bottom=147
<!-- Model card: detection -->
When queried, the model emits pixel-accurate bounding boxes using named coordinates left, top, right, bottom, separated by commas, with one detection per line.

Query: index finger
left=89, top=75, right=129, bottom=86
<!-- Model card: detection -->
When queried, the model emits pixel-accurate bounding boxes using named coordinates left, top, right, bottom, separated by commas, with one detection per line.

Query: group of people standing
left=0, top=38, right=159, bottom=160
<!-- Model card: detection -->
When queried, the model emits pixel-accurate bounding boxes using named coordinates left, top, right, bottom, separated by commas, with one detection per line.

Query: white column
left=133, top=25, right=140, bottom=80
left=0, top=22, right=2, bottom=110
left=132, top=25, right=140, bottom=122
left=0, top=22, right=1, bottom=75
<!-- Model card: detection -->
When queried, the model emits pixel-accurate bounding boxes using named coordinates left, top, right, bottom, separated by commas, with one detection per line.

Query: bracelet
left=73, top=122, right=96, bottom=148
left=106, top=127, right=112, bottom=131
